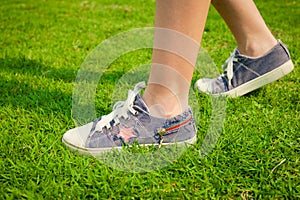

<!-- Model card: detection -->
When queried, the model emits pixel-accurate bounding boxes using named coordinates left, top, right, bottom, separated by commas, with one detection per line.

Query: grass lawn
left=1, top=0, right=299, bottom=199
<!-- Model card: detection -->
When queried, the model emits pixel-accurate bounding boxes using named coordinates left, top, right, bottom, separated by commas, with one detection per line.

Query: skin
left=212, top=0, right=277, bottom=57
left=143, top=0, right=277, bottom=118
left=143, top=0, right=211, bottom=118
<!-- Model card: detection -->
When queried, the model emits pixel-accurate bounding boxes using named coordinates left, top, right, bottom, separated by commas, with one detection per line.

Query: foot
left=195, top=40, right=294, bottom=97
left=62, top=82, right=197, bottom=155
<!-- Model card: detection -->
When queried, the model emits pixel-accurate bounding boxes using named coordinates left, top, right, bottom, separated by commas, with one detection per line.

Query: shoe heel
left=280, top=60, right=294, bottom=75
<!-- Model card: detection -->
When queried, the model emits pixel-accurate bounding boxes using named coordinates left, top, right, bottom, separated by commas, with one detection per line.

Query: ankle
left=238, top=38, right=278, bottom=58
left=142, top=86, right=188, bottom=118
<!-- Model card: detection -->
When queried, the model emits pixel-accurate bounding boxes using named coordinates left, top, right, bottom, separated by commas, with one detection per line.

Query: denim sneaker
left=195, top=40, right=294, bottom=97
left=62, top=82, right=197, bottom=155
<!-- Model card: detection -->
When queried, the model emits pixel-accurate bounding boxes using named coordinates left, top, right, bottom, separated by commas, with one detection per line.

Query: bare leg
left=212, top=0, right=277, bottom=57
left=143, top=0, right=211, bottom=118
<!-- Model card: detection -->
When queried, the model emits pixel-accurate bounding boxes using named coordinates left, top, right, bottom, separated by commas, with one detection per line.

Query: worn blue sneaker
left=62, top=82, right=197, bottom=155
left=195, top=40, right=294, bottom=97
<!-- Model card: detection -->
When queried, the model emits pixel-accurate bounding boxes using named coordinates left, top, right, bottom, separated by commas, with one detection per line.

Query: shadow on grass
left=243, top=88, right=262, bottom=98
left=0, top=56, right=134, bottom=116
left=0, top=56, right=75, bottom=114
left=0, top=56, right=76, bottom=83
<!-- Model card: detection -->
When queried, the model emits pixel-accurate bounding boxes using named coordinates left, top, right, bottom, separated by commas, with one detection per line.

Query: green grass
left=1, top=0, right=299, bottom=199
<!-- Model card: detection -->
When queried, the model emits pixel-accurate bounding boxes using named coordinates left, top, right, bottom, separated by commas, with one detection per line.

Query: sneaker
left=62, top=82, right=197, bottom=155
left=195, top=40, right=294, bottom=97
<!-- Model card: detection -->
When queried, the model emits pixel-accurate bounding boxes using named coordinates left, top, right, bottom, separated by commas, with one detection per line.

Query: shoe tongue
left=134, top=94, right=150, bottom=114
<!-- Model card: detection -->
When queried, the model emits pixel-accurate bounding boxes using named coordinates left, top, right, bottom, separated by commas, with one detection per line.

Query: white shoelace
left=221, top=51, right=238, bottom=88
left=95, top=81, right=146, bottom=132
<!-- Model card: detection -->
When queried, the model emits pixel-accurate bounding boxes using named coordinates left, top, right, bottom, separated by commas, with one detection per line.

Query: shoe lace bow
left=95, top=81, right=146, bottom=132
